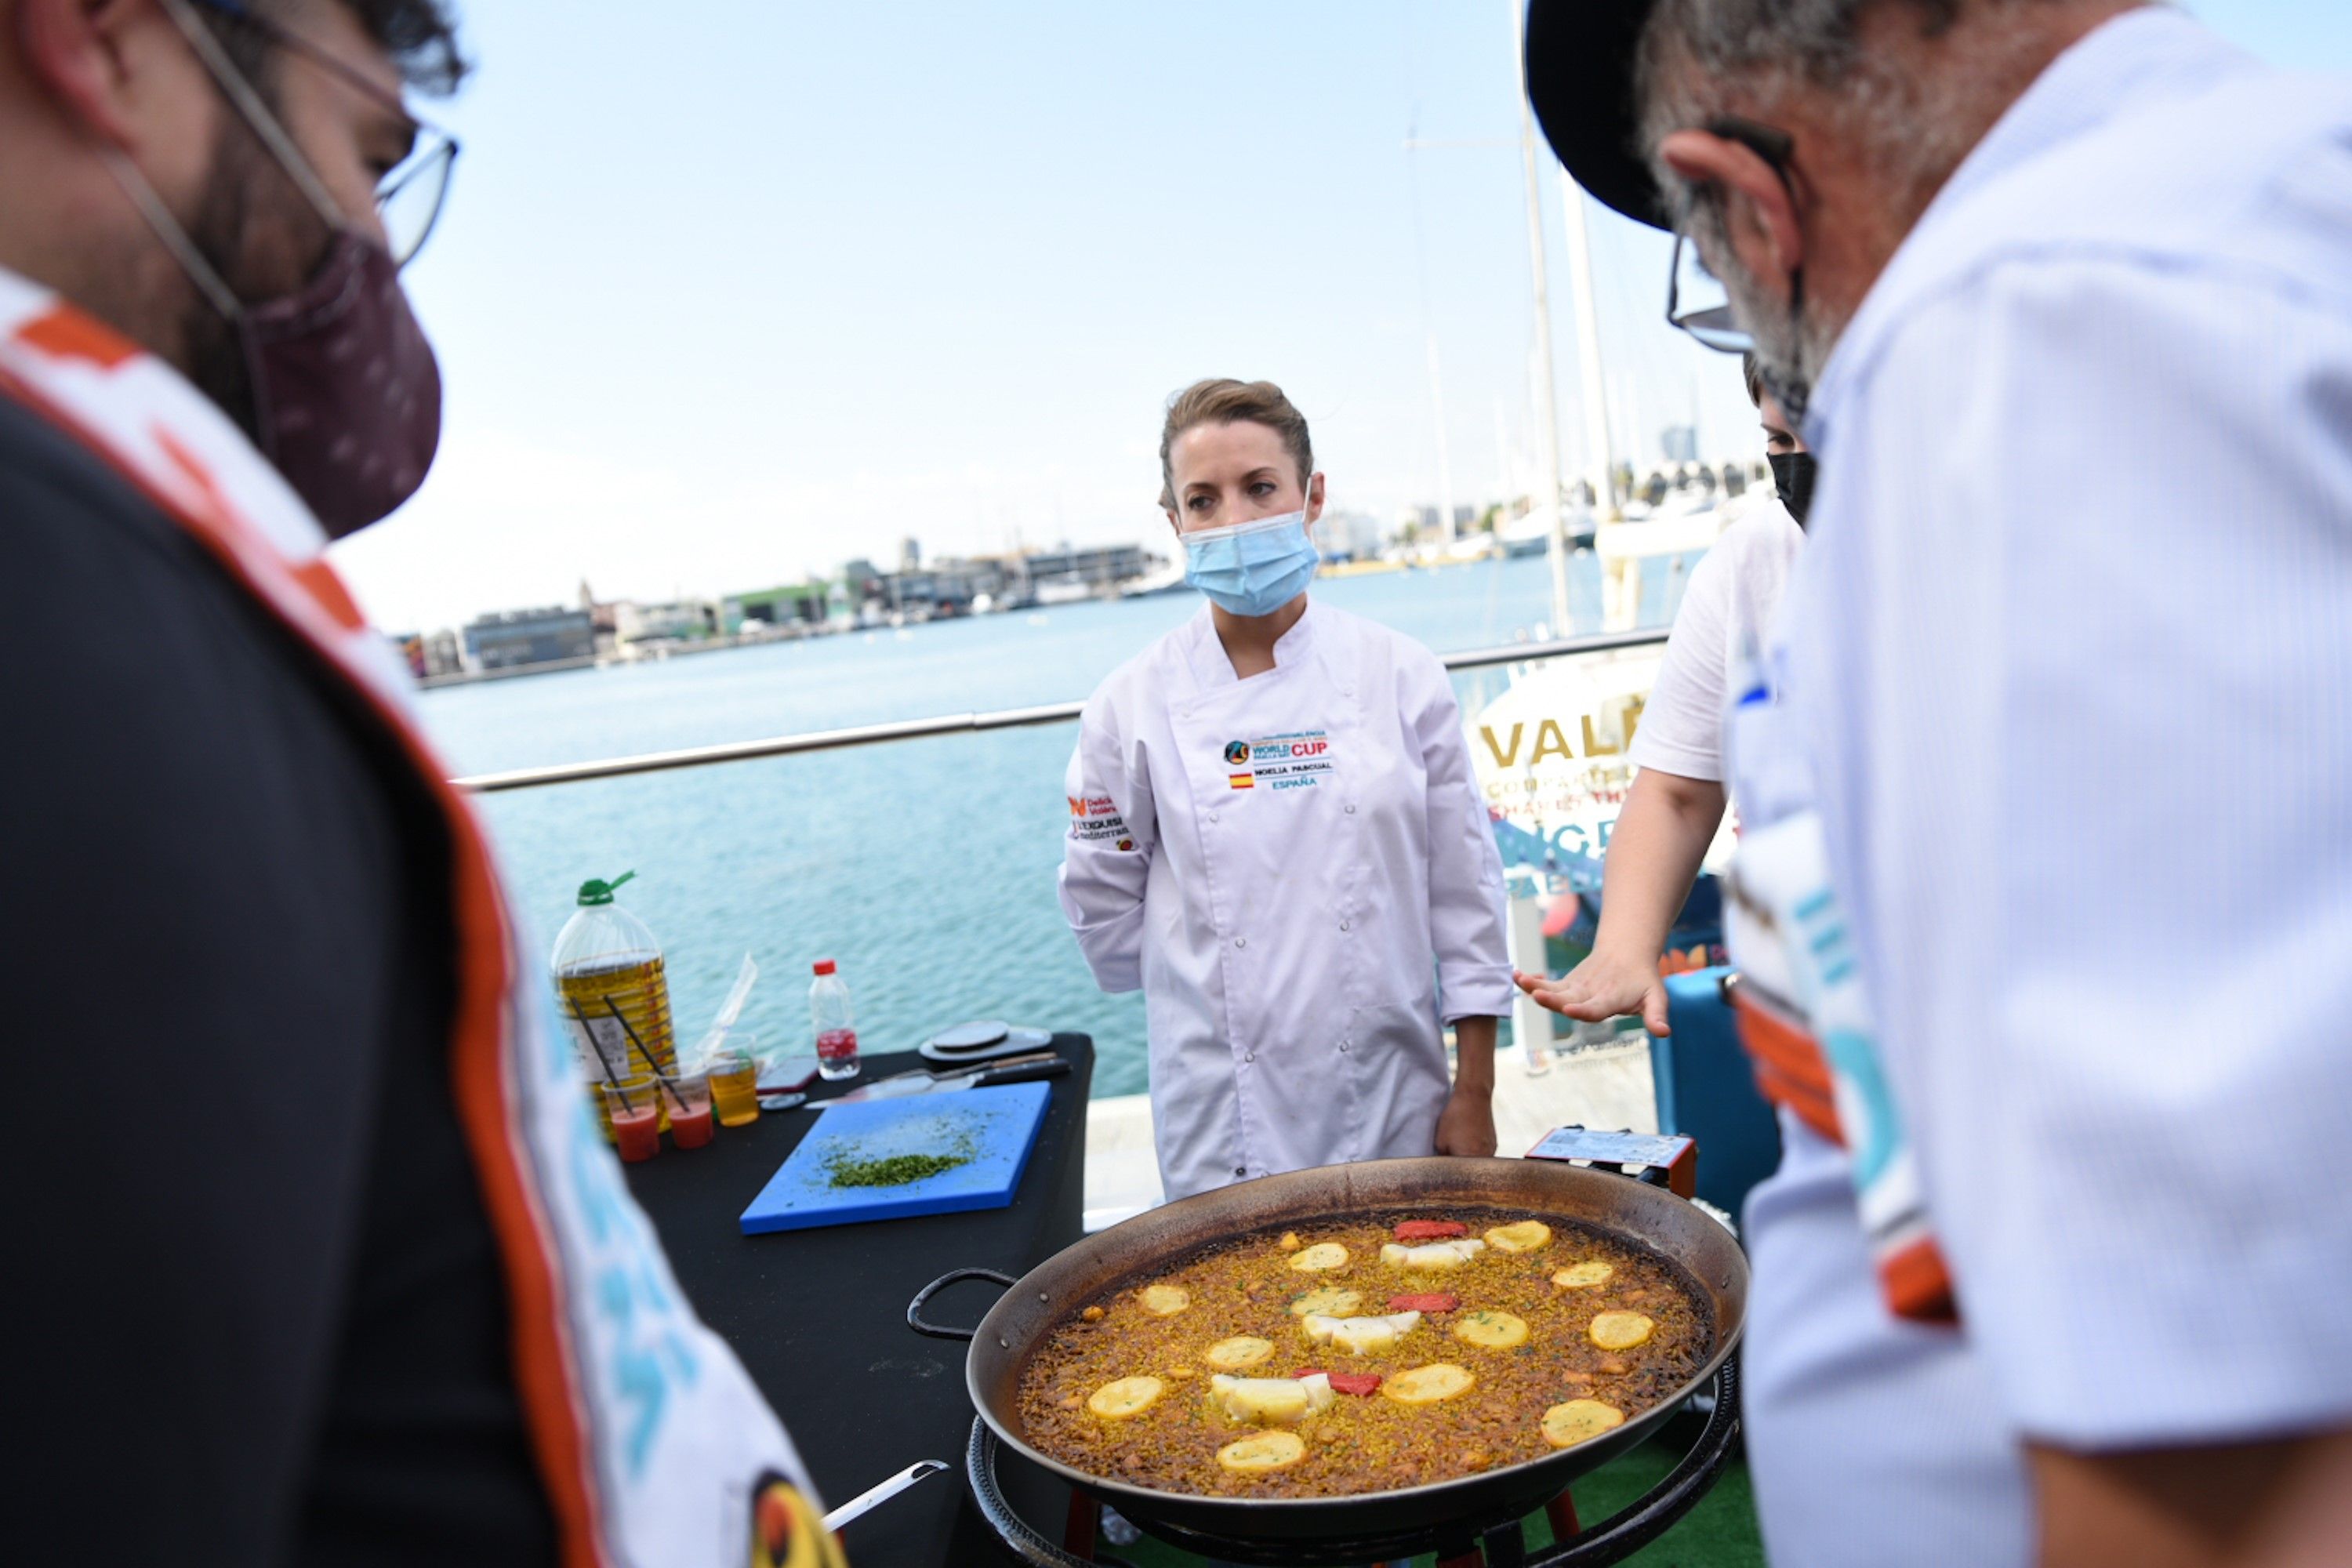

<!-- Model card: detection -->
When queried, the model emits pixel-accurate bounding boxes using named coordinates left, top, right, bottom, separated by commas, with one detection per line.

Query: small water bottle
left=810, top=958, right=859, bottom=1081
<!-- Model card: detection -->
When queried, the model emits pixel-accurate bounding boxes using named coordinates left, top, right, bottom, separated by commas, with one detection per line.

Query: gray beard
left=1718, top=250, right=1817, bottom=425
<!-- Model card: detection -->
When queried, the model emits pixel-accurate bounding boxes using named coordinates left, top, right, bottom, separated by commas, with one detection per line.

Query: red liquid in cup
left=611, top=1105, right=661, bottom=1162
left=669, top=1105, right=714, bottom=1149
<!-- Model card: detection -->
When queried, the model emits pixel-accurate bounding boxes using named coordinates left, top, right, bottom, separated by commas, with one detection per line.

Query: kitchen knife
left=812, top=1055, right=1069, bottom=1109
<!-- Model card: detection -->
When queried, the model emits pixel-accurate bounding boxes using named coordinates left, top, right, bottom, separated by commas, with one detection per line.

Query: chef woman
left=1058, top=377, right=1512, bottom=1201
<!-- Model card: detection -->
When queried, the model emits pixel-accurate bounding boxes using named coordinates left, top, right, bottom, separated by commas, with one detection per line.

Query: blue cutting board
left=739, top=1081, right=1053, bottom=1234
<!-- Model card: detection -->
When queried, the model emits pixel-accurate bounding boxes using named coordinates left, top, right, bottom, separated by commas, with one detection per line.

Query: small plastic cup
left=603, top=1076, right=661, bottom=1163
left=664, top=1072, right=716, bottom=1149
left=708, top=1043, right=760, bottom=1127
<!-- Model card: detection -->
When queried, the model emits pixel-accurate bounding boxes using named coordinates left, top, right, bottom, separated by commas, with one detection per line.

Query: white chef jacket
left=1058, top=598, right=1513, bottom=1200
left=1727, top=11, right=2352, bottom=1566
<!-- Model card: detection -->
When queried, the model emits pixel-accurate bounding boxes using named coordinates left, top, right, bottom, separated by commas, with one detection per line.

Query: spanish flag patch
left=1229, top=773, right=1254, bottom=789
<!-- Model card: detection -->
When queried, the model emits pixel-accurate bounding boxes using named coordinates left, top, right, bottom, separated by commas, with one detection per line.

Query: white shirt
left=1730, top=11, right=2352, bottom=1565
left=1058, top=599, right=1512, bottom=1200
left=1627, top=498, right=1805, bottom=783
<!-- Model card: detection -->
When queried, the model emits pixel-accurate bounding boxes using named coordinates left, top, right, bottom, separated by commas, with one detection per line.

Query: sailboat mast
left=1428, top=333, right=1459, bottom=547
left=1509, top=0, right=1573, bottom=633
left=1558, top=170, right=1619, bottom=518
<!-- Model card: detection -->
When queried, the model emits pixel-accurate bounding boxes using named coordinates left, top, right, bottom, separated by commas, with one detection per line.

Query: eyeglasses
left=1664, top=117, right=1796, bottom=356
left=183, top=0, right=461, bottom=268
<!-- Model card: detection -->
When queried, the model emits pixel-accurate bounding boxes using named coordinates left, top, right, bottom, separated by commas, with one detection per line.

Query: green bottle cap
left=576, top=870, right=637, bottom=906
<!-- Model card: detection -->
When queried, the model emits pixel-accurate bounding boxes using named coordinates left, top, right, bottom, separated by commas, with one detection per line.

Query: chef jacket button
left=1339, top=919, right=1352, bottom=932
left=1235, top=1166, right=1247, bottom=1177
left=1339, top=1040, right=1351, bottom=1053
left=1345, top=804, right=1356, bottom=815
left=1209, top=814, right=1220, bottom=825
left=1235, top=936, right=1247, bottom=949
left=1244, top=1051, right=1255, bottom=1063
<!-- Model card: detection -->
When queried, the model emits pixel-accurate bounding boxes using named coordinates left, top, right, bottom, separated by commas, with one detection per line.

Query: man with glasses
left=1527, top=2, right=2352, bottom=1566
left=2, top=3, right=839, bottom=1563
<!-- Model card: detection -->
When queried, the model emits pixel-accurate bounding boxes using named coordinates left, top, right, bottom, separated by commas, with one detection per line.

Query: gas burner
left=962, top=1361, right=1739, bottom=1568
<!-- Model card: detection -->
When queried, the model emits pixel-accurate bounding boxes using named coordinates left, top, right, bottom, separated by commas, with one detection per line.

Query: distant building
left=423, top=629, right=463, bottom=676
left=463, top=605, right=594, bottom=671
left=1022, top=543, right=1146, bottom=588
left=837, top=557, right=891, bottom=611
left=895, top=554, right=1021, bottom=614
left=615, top=599, right=720, bottom=647
left=1319, top=510, right=1387, bottom=563
left=1659, top=425, right=1699, bottom=463
left=389, top=632, right=428, bottom=678
left=727, top=583, right=829, bottom=630
left=899, top=536, right=922, bottom=572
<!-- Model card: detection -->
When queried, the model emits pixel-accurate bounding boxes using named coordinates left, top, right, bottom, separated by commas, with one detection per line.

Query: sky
left=331, top=2, right=2352, bottom=634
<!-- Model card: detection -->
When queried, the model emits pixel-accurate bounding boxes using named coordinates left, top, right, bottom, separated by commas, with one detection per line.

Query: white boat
left=1031, top=577, right=1097, bottom=607
left=1118, top=557, right=1189, bottom=597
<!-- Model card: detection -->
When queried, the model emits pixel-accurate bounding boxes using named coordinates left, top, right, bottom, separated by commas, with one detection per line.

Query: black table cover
left=627, top=1033, right=1097, bottom=1566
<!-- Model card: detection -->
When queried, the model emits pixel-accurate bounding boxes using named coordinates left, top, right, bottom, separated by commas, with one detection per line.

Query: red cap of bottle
left=812, top=958, right=837, bottom=976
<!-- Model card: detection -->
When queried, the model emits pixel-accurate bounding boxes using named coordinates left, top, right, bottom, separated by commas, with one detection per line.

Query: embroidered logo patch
left=1067, top=792, right=1131, bottom=844
left=1231, top=729, right=1338, bottom=793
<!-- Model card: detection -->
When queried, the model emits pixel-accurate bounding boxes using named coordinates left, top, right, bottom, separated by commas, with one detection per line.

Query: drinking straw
left=601, top=996, right=681, bottom=1112
left=569, top=999, right=639, bottom=1113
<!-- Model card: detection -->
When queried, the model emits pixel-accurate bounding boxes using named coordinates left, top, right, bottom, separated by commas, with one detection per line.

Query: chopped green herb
left=820, top=1128, right=979, bottom=1189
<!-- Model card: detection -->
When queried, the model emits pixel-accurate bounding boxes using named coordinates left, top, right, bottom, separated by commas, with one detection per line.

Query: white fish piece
left=1299, top=1310, right=1424, bottom=1356
left=1380, top=1238, right=1489, bottom=1270
left=1208, top=1372, right=1336, bottom=1425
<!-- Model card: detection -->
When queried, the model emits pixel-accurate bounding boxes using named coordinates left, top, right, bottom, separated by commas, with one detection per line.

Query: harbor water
left=416, top=551, right=1694, bottom=1097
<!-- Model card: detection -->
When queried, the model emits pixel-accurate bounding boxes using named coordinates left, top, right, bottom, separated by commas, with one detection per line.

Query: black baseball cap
left=1523, top=0, right=1670, bottom=231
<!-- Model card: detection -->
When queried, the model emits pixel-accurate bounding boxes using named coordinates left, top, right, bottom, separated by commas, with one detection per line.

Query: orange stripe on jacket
left=0, top=365, right=613, bottom=1568
left=15, top=303, right=140, bottom=368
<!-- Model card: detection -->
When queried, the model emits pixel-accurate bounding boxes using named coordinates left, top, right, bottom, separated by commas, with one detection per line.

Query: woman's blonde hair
left=1158, top=379, right=1313, bottom=513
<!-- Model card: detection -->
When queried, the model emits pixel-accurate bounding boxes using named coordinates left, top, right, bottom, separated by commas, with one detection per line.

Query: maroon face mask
left=240, top=230, right=443, bottom=540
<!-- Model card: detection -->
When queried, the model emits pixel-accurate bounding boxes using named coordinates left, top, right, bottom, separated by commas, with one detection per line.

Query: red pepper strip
left=1394, top=1221, right=1468, bottom=1241
left=1388, top=1292, right=1460, bottom=1314
left=1296, top=1369, right=1381, bottom=1396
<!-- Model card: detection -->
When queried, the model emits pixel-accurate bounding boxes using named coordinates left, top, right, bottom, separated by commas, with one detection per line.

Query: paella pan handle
left=906, top=1267, right=1018, bottom=1341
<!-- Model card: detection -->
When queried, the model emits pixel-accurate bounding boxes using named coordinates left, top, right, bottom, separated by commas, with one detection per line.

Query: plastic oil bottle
left=552, top=872, right=679, bottom=1134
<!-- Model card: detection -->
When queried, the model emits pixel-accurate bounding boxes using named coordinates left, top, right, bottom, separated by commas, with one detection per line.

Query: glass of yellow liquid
left=708, top=1038, right=761, bottom=1128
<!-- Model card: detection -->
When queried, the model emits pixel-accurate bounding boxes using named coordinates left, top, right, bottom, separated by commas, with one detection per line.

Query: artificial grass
left=1112, top=1444, right=1763, bottom=1567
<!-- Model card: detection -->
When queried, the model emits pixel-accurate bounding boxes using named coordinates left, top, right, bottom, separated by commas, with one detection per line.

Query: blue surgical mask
left=1181, top=505, right=1319, bottom=618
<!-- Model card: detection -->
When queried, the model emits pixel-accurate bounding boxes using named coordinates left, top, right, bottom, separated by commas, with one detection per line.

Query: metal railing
left=453, top=626, right=1671, bottom=793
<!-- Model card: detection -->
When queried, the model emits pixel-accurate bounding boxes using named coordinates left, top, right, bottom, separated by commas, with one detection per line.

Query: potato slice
left=1217, top=1430, right=1307, bottom=1473
left=1551, top=1261, right=1614, bottom=1290
left=1205, top=1335, right=1276, bottom=1371
left=1289, top=1243, right=1350, bottom=1272
left=1085, top=1376, right=1165, bottom=1419
left=1301, top=1310, right=1421, bottom=1356
left=1210, top=1373, right=1334, bottom=1424
left=1541, top=1398, right=1626, bottom=1449
left=1289, top=1286, right=1363, bottom=1319
left=1588, top=1311, right=1655, bottom=1350
left=1484, top=1220, right=1553, bottom=1254
left=1380, top=1363, right=1477, bottom=1406
left=1451, top=1309, right=1530, bottom=1349
left=1137, top=1283, right=1191, bottom=1316
left=1379, top=1239, right=1488, bottom=1271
